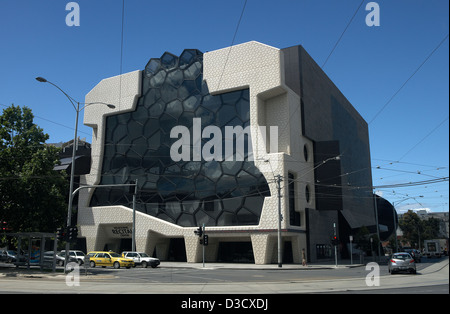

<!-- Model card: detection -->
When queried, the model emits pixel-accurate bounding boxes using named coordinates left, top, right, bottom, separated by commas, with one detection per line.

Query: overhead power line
left=216, top=0, right=248, bottom=91
left=368, top=33, right=449, bottom=125
left=373, top=177, right=449, bottom=189
left=398, top=116, right=449, bottom=161
left=322, top=0, right=365, bottom=68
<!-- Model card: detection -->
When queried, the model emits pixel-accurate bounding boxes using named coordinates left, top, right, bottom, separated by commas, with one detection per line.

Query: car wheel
left=142, top=261, right=148, bottom=268
left=90, top=261, right=96, bottom=268
left=114, top=262, right=120, bottom=269
left=151, top=264, right=157, bottom=268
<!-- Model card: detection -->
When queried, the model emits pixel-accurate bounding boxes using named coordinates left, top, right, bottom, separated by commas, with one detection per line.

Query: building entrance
left=217, top=242, right=254, bottom=263
left=167, top=238, right=187, bottom=262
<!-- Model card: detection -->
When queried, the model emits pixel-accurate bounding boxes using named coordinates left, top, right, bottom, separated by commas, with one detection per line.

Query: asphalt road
left=79, top=256, right=443, bottom=284
left=0, top=257, right=448, bottom=294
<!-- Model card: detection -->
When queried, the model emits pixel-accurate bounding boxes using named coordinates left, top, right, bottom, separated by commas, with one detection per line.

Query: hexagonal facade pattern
left=90, top=49, right=271, bottom=227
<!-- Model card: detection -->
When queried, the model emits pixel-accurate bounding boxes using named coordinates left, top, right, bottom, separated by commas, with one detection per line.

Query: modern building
left=77, top=41, right=384, bottom=264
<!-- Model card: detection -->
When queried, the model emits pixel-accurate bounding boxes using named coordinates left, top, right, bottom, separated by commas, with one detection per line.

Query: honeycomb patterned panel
left=90, top=49, right=270, bottom=227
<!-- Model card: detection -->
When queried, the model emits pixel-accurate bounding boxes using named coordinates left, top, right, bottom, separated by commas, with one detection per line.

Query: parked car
left=60, top=250, right=86, bottom=264
left=388, top=252, right=416, bottom=274
left=403, top=249, right=421, bottom=263
left=121, top=251, right=160, bottom=268
left=87, top=251, right=134, bottom=269
left=0, top=250, right=17, bottom=263
left=44, top=251, right=78, bottom=266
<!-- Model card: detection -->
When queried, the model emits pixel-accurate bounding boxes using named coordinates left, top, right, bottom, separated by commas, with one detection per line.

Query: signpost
left=333, top=223, right=337, bottom=268
left=194, top=224, right=207, bottom=267
left=350, top=235, right=353, bottom=265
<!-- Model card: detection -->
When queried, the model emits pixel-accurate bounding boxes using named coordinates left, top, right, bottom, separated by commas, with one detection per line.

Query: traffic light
left=1, top=221, right=9, bottom=232
left=56, top=227, right=67, bottom=241
left=68, top=226, right=78, bottom=242
left=203, top=234, right=209, bottom=246
left=194, top=226, right=203, bottom=237
left=331, top=236, right=338, bottom=246
left=129, top=180, right=136, bottom=194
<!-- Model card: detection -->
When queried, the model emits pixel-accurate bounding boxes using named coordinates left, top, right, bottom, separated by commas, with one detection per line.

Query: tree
left=422, top=217, right=440, bottom=240
left=0, top=104, right=68, bottom=232
left=354, top=226, right=371, bottom=255
left=399, top=210, right=423, bottom=248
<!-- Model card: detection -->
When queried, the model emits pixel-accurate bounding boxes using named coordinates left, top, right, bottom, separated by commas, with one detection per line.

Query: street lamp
left=36, top=76, right=115, bottom=271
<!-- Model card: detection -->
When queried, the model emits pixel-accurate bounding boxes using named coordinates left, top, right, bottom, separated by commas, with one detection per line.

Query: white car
left=60, top=250, right=86, bottom=265
left=121, top=251, right=160, bottom=268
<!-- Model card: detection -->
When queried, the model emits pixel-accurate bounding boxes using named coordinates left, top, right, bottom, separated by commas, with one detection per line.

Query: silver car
left=388, top=253, right=416, bottom=274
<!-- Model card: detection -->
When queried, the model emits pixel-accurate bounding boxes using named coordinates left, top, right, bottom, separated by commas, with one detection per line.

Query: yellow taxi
left=87, top=251, right=134, bottom=269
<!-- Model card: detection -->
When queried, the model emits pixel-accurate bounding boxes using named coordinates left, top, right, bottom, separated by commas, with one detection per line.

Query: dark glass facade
left=288, top=172, right=300, bottom=226
left=90, top=49, right=270, bottom=227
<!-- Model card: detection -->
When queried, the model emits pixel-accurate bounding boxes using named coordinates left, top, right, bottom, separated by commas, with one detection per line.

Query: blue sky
left=1, top=0, right=448, bottom=213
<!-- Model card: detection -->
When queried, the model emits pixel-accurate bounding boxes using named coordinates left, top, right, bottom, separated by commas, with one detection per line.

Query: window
left=90, top=49, right=270, bottom=227
left=316, top=244, right=332, bottom=259
left=288, top=172, right=300, bottom=226
left=303, top=144, right=309, bottom=162
left=305, top=184, right=311, bottom=203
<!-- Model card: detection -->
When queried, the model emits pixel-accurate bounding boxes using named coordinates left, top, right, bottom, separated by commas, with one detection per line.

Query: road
left=0, top=257, right=448, bottom=295
left=91, top=258, right=436, bottom=284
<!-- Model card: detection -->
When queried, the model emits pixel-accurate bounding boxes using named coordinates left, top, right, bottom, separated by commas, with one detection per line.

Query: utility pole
left=373, top=194, right=381, bottom=261
left=131, top=179, right=138, bottom=252
left=202, top=224, right=205, bottom=268
left=333, top=223, right=338, bottom=268
left=276, top=174, right=283, bottom=268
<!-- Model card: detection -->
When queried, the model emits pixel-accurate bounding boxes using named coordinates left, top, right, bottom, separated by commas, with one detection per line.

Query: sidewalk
left=160, top=259, right=365, bottom=270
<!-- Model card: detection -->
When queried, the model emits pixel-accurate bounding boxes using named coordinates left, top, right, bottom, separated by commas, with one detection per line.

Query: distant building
left=416, top=211, right=449, bottom=238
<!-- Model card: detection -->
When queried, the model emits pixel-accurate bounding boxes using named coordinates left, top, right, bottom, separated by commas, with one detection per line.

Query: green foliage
left=353, top=225, right=381, bottom=256
left=0, top=104, right=68, bottom=233
left=399, top=210, right=440, bottom=248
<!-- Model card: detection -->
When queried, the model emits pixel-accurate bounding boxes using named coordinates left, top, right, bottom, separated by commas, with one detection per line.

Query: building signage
left=110, top=226, right=132, bottom=238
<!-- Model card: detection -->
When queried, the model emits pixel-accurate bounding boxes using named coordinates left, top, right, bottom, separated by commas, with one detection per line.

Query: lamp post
left=71, top=182, right=138, bottom=253
left=36, top=77, right=115, bottom=271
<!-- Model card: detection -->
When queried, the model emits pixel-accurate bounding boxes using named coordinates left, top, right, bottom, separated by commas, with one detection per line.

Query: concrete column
left=155, top=238, right=170, bottom=260
left=251, top=234, right=276, bottom=264
left=185, top=236, right=202, bottom=262
left=143, top=231, right=158, bottom=256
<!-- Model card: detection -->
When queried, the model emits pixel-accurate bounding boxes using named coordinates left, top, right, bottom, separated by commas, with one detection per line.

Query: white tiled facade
left=77, top=41, right=318, bottom=264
